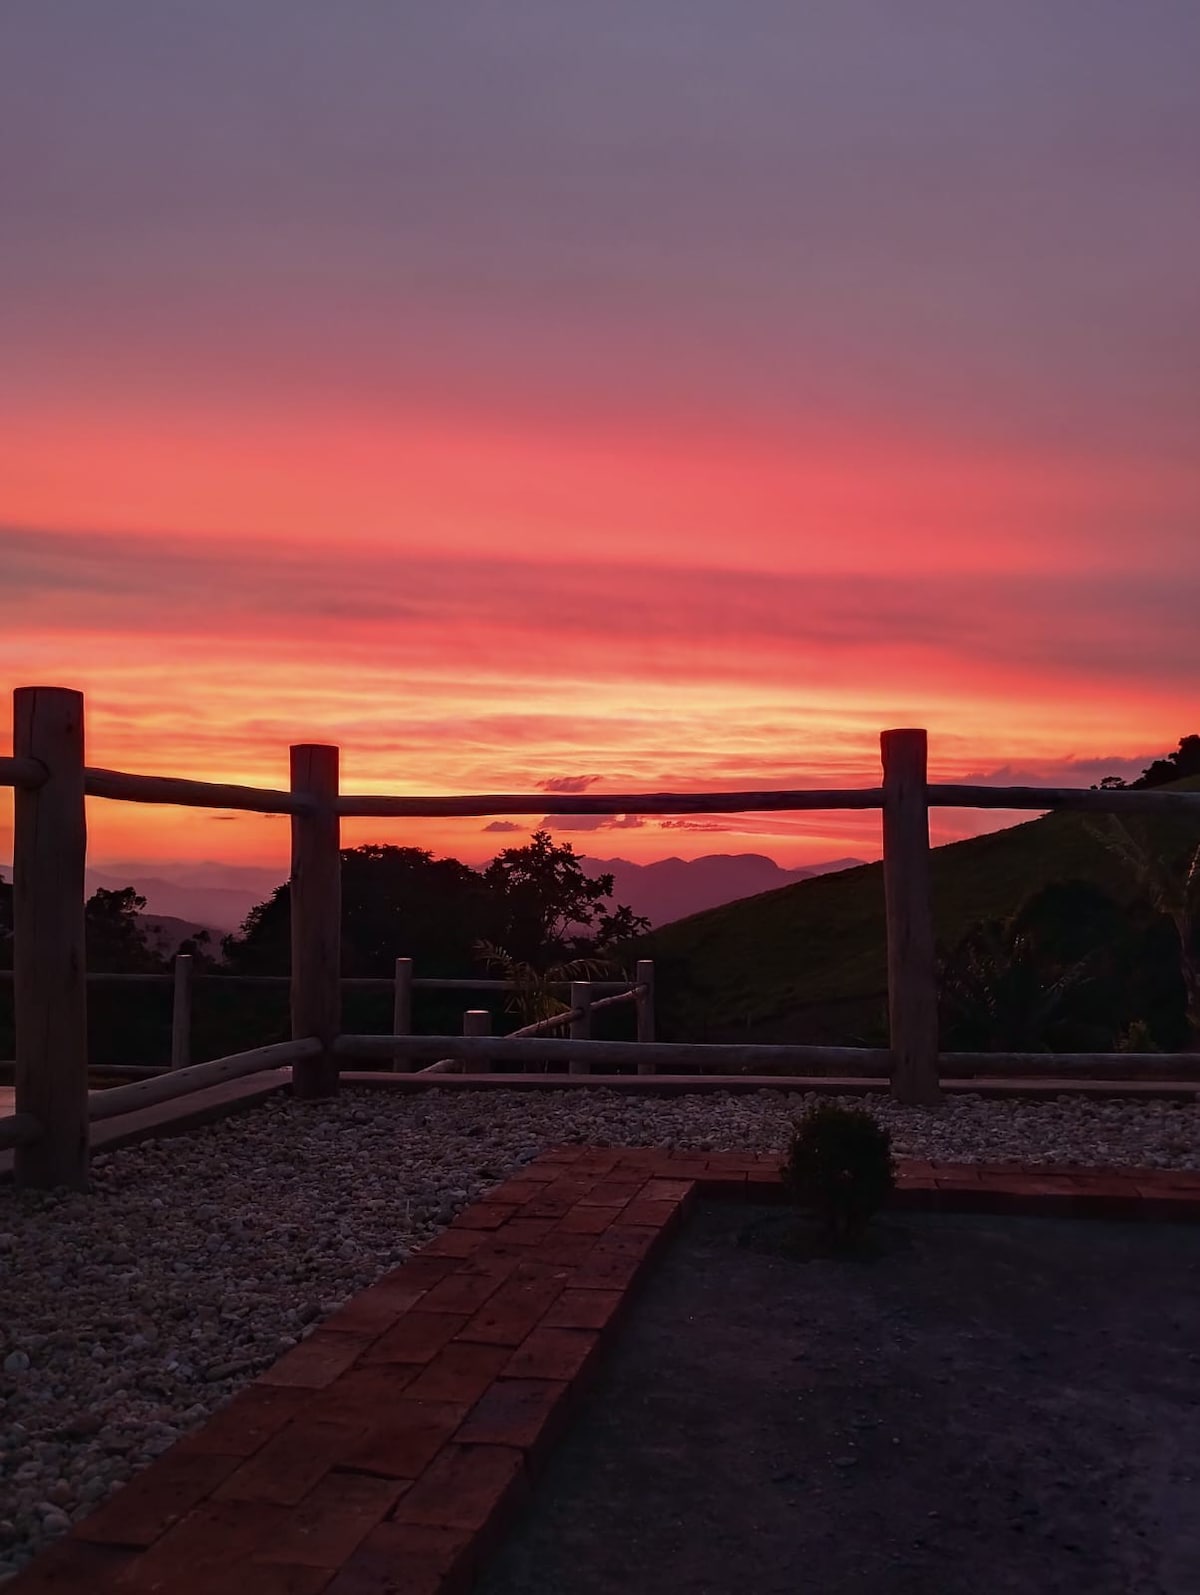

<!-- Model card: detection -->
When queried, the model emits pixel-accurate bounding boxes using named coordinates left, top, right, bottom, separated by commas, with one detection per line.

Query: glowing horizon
left=3, top=2, right=1196, bottom=877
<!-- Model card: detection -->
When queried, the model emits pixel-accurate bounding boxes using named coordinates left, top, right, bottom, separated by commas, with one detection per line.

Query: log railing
left=0, top=961, right=653, bottom=1075
left=3, top=683, right=1199, bottom=1188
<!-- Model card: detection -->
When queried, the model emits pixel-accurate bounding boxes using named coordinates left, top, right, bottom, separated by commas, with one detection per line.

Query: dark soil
left=476, top=1205, right=1200, bottom=1595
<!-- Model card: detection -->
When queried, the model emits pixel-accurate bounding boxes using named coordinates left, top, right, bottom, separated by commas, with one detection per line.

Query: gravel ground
left=1, top=1084, right=1199, bottom=1579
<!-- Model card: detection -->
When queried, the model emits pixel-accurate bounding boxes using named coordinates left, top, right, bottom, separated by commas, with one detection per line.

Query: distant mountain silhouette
left=4, top=852, right=867, bottom=941
left=84, top=864, right=282, bottom=933
left=577, top=853, right=866, bottom=928
left=137, top=913, right=221, bottom=958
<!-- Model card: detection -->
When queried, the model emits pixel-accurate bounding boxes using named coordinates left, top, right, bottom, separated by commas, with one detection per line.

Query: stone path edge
left=8, top=1150, right=1200, bottom=1594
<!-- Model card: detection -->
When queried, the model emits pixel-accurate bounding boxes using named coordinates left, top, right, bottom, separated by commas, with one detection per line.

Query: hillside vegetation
left=642, top=779, right=1200, bottom=1045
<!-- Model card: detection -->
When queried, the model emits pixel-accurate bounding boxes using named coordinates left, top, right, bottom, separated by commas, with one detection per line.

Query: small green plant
left=781, top=1104, right=895, bottom=1246
left=1115, top=1018, right=1160, bottom=1053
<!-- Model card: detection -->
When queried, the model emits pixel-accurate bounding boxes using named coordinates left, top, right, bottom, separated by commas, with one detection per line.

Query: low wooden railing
left=0, top=959, right=654, bottom=1075
left=3, top=684, right=1199, bottom=1188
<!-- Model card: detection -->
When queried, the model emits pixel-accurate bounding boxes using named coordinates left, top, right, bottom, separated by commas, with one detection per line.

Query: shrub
left=1115, top=1018, right=1160, bottom=1053
left=781, top=1104, right=895, bottom=1245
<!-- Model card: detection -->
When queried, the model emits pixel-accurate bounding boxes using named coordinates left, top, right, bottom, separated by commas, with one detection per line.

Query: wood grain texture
left=170, top=954, right=192, bottom=1070
left=84, top=766, right=310, bottom=813
left=13, top=687, right=90, bottom=1188
left=289, top=744, right=341, bottom=1098
left=569, top=981, right=593, bottom=1075
left=635, top=959, right=656, bottom=1070
left=88, top=1040, right=320, bottom=1122
left=881, top=728, right=941, bottom=1107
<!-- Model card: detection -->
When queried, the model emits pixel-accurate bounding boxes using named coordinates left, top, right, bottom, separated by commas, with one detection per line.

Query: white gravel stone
left=1, top=1084, right=1198, bottom=1578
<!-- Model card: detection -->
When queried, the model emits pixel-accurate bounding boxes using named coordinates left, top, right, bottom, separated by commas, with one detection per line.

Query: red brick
left=327, top=1521, right=474, bottom=1595
left=74, top=1450, right=241, bottom=1547
left=377, top=1256, right=458, bottom=1289
left=418, top=1269, right=509, bottom=1315
left=454, top=1268, right=567, bottom=1348
left=337, top=1400, right=468, bottom=1480
left=567, top=1149, right=622, bottom=1173
left=536, top=1178, right=597, bottom=1205
left=402, top=1343, right=510, bottom=1405
left=259, top=1331, right=373, bottom=1390
left=504, top=1327, right=600, bottom=1383
left=604, top=1148, right=664, bottom=1169
left=393, top=1444, right=526, bottom=1533
left=111, top=1499, right=290, bottom=1591
left=451, top=1203, right=519, bottom=1231
left=175, top=1385, right=312, bottom=1460
left=216, top=1418, right=361, bottom=1506
left=576, top=1180, right=647, bottom=1208
left=619, top=1198, right=684, bottom=1230
left=599, top=1223, right=660, bottom=1258
left=454, top=1378, right=570, bottom=1459
left=638, top=1178, right=693, bottom=1202
left=198, top=1565, right=333, bottom=1595
left=3, top=1539, right=133, bottom=1593
left=308, top=1365, right=422, bottom=1425
left=554, top=1206, right=617, bottom=1236
left=521, top=1195, right=574, bottom=1220
left=541, top=1288, right=624, bottom=1331
left=571, top=1248, right=646, bottom=1291
left=361, top=1312, right=469, bottom=1366
left=255, top=1472, right=405, bottom=1569
left=417, top=1228, right=488, bottom=1260
left=527, top=1233, right=597, bottom=1267
left=320, top=1282, right=431, bottom=1337
left=491, top=1217, right=557, bottom=1247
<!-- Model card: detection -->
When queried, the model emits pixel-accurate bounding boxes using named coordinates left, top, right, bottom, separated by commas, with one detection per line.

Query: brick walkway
left=9, top=1151, right=1200, bottom=1593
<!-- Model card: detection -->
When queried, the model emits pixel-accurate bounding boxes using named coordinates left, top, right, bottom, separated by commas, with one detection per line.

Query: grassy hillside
left=642, top=781, right=1200, bottom=1044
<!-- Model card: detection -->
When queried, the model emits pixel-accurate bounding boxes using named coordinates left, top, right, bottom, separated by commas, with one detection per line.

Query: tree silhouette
left=1086, top=817, right=1200, bottom=1047
left=223, top=844, right=495, bottom=976
left=85, top=887, right=163, bottom=974
left=1130, top=735, right=1200, bottom=789
left=482, top=830, right=649, bottom=965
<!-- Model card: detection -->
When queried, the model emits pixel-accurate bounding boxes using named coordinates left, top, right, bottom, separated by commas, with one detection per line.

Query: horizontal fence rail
left=336, top=787, right=887, bottom=818
left=10, top=766, right=1197, bottom=822
left=0, top=755, right=47, bottom=790
left=0, top=1112, right=42, bottom=1150
left=0, top=971, right=639, bottom=991
left=927, top=784, right=1200, bottom=815
left=336, top=1036, right=1199, bottom=1081
left=337, top=1034, right=897, bottom=1072
left=83, top=766, right=314, bottom=815
left=86, top=1039, right=320, bottom=1122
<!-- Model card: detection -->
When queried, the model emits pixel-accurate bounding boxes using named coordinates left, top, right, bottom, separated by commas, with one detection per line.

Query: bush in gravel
left=781, top=1104, right=895, bottom=1246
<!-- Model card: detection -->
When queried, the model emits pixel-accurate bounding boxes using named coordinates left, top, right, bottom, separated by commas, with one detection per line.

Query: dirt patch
left=477, top=1205, right=1200, bottom=1595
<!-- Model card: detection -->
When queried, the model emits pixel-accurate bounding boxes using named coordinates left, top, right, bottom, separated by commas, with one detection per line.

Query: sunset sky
left=2, top=2, right=1197, bottom=874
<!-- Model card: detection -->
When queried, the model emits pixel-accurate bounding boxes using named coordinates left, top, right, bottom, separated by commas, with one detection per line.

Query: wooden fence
left=2, top=684, right=1199, bottom=1189
left=0, top=959, right=652, bottom=1075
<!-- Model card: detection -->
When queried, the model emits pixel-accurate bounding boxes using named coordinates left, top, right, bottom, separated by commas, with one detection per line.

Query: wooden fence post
left=881, top=728, right=941, bottom=1107
left=463, top=1007, right=490, bottom=1072
left=13, top=686, right=89, bottom=1189
left=290, top=744, right=341, bottom=1099
left=392, top=957, right=413, bottom=1072
left=570, top=981, right=593, bottom=1075
left=635, top=959, right=656, bottom=1073
left=171, top=953, right=192, bottom=1070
